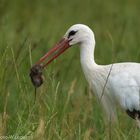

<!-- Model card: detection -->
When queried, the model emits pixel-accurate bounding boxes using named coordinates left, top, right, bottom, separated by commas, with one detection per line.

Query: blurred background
left=0, top=0, right=140, bottom=139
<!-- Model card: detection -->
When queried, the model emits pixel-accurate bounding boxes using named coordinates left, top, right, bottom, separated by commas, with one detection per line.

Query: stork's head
left=36, top=24, right=95, bottom=67
left=64, top=24, right=95, bottom=46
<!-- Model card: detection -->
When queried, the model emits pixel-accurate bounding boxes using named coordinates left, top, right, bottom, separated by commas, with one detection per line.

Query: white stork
left=36, top=24, right=140, bottom=128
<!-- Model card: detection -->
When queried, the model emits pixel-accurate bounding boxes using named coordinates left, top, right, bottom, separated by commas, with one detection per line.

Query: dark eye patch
left=68, top=30, right=77, bottom=38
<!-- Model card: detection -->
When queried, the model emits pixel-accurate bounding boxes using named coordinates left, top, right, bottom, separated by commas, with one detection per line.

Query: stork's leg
left=135, top=117, right=140, bottom=129
left=135, top=114, right=140, bottom=129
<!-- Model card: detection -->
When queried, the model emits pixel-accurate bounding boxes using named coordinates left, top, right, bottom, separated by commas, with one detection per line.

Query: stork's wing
left=108, top=63, right=140, bottom=111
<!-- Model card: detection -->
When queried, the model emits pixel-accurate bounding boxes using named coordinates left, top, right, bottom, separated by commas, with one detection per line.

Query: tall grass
left=0, top=0, right=140, bottom=139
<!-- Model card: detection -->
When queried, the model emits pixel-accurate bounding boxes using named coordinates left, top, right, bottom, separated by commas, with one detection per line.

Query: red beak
left=36, top=38, right=70, bottom=68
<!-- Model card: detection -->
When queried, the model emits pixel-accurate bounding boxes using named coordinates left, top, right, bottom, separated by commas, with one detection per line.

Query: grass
left=0, top=0, right=140, bottom=139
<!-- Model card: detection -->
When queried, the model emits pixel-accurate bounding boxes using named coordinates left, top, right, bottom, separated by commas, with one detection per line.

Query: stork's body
left=79, top=29, right=140, bottom=121
left=36, top=24, right=140, bottom=128
left=81, top=57, right=140, bottom=121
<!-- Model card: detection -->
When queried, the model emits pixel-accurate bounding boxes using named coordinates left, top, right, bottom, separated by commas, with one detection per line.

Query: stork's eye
left=68, top=30, right=77, bottom=38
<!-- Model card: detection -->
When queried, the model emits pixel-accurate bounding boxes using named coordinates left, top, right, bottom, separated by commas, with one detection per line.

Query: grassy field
left=0, top=0, right=140, bottom=139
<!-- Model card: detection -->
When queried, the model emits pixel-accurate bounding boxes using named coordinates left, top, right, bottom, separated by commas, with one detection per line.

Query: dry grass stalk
left=33, top=87, right=45, bottom=140
left=0, top=92, right=9, bottom=136
left=83, top=128, right=93, bottom=140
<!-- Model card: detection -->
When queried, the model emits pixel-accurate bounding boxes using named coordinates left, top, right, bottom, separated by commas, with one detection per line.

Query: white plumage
left=64, top=24, right=140, bottom=127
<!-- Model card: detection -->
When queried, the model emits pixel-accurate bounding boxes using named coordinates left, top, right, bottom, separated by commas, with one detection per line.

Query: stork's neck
left=80, top=37, right=97, bottom=69
left=79, top=36, right=98, bottom=82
